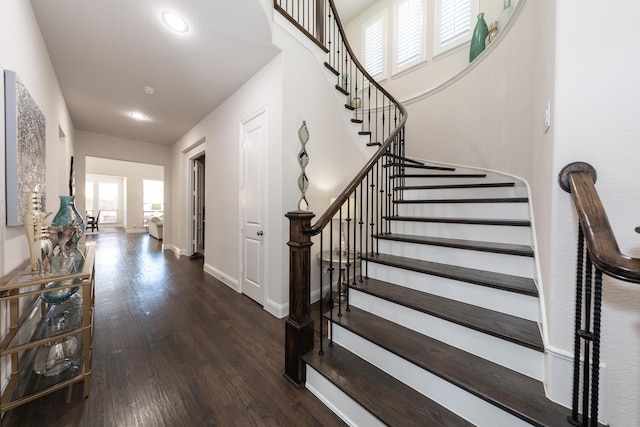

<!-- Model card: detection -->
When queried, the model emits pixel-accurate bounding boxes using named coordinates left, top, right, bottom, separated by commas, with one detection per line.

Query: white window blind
left=395, top=0, right=423, bottom=68
left=439, top=0, right=471, bottom=47
left=363, top=15, right=384, bottom=78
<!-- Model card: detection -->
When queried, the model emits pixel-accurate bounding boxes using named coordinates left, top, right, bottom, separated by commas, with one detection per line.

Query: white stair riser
left=331, top=326, right=532, bottom=427
left=392, top=177, right=506, bottom=186
left=364, top=262, right=539, bottom=322
left=306, top=367, right=385, bottom=427
left=376, top=240, right=534, bottom=278
left=349, top=289, right=543, bottom=380
left=396, top=202, right=529, bottom=220
left=400, top=186, right=516, bottom=200
left=388, top=221, right=531, bottom=245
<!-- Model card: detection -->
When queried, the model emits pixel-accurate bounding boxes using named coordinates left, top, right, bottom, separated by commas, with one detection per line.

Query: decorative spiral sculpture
left=297, top=121, right=309, bottom=210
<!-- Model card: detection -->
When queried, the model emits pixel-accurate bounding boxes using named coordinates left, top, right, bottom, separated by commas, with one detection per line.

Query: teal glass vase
left=498, top=0, right=514, bottom=31
left=470, top=13, right=489, bottom=62
left=50, top=195, right=85, bottom=250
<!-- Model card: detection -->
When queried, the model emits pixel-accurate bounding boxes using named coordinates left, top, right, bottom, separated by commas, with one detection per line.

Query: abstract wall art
left=5, top=70, right=46, bottom=226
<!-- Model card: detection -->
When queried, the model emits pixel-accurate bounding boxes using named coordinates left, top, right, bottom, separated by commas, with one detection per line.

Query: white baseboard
left=204, top=263, right=240, bottom=292
left=544, top=345, right=607, bottom=423
left=264, top=298, right=288, bottom=318
left=163, top=244, right=182, bottom=258
left=125, top=228, right=147, bottom=234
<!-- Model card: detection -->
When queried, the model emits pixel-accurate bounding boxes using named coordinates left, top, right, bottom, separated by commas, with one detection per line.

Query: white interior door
left=240, top=110, right=266, bottom=305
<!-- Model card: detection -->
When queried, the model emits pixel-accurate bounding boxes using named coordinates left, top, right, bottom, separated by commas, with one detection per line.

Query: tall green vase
left=470, top=13, right=489, bottom=62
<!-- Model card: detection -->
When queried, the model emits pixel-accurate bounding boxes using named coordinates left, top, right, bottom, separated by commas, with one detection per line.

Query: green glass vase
left=470, top=13, right=489, bottom=62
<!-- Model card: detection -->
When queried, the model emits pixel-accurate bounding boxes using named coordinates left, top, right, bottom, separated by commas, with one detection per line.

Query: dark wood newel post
left=284, top=210, right=315, bottom=387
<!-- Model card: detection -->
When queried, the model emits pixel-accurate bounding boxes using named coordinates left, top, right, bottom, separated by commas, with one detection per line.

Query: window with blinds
left=436, top=0, right=474, bottom=54
left=394, top=0, right=424, bottom=71
left=363, top=13, right=385, bottom=79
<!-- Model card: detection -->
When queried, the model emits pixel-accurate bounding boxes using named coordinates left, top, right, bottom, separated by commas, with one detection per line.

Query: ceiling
left=30, top=0, right=376, bottom=147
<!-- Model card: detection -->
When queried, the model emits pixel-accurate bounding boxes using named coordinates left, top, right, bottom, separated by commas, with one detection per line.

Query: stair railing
left=277, top=0, right=408, bottom=386
left=559, top=162, right=640, bottom=426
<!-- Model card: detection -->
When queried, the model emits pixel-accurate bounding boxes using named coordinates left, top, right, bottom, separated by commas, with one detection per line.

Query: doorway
left=190, top=154, right=206, bottom=259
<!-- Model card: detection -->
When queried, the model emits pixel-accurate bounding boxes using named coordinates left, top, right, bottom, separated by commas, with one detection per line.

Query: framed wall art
left=4, top=69, right=46, bottom=226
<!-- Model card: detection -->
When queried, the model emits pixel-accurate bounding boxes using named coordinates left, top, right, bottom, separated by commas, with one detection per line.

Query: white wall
left=342, top=0, right=519, bottom=101
left=552, top=1, right=640, bottom=424
left=86, top=157, right=164, bottom=232
left=0, top=0, right=76, bottom=396
left=0, top=0, right=76, bottom=276
left=73, top=130, right=172, bottom=240
left=168, top=15, right=368, bottom=317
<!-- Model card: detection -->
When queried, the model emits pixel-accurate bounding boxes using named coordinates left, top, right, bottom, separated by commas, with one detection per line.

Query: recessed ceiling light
left=162, top=11, right=189, bottom=33
left=143, top=85, right=155, bottom=95
left=129, top=112, right=148, bottom=120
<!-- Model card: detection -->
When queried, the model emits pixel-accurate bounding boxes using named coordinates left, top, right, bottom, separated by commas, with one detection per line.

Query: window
left=394, top=0, right=424, bottom=73
left=435, top=0, right=474, bottom=55
left=98, top=182, right=119, bottom=224
left=85, top=182, right=94, bottom=214
left=143, top=179, right=164, bottom=225
left=362, top=12, right=386, bottom=80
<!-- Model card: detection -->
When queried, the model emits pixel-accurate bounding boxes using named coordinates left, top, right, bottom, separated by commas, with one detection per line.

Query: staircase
left=275, top=1, right=574, bottom=425
left=303, top=162, right=572, bottom=426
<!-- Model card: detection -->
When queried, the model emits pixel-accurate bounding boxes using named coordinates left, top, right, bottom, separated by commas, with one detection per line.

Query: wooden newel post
left=284, top=210, right=315, bottom=387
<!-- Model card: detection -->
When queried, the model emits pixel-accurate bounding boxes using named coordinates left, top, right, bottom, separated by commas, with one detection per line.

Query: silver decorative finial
left=297, top=121, right=309, bottom=210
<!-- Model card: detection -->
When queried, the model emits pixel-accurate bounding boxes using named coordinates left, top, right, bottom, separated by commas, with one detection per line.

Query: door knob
left=257, top=230, right=264, bottom=236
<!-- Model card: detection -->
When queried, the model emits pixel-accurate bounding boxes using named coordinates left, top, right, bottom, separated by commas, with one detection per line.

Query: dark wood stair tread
left=373, top=233, right=534, bottom=257
left=385, top=153, right=425, bottom=166
left=384, top=162, right=456, bottom=171
left=366, top=142, right=381, bottom=147
left=335, top=84, right=349, bottom=95
left=394, top=197, right=528, bottom=204
left=351, top=276, right=543, bottom=350
left=390, top=173, right=487, bottom=179
left=351, top=118, right=363, bottom=123
left=303, top=341, right=474, bottom=427
left=324, top=62, right=339, bottom=76
left=325, top=307, right=570, bottom=426
left=363, top=253, right=538, bottom=296
left=397, top=182, right=516, bottom=190
left=385, top=215, right=531, bottom=227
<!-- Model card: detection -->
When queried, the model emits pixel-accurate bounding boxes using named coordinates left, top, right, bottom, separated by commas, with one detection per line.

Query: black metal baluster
left=590, top=268, right=603, bottom=426
left=581, top=256, right=593, bottom=425
left=328, top=219, right=334, bottom=347
left=569, top=227, right=585, bottom=426
left=359, top=183, right=364, bottom=282
left=318, top=231, right=324, bottom=356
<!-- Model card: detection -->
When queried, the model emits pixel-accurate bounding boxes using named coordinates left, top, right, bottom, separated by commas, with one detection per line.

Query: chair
left=86, top=211, right=100, bottom=232
left=148, top=217, right=163, bottom=240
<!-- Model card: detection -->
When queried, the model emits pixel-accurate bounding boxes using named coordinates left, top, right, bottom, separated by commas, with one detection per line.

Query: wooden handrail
left=559, top=162, right=640, bottom=283
left=303, top=0, right=408, bottom=236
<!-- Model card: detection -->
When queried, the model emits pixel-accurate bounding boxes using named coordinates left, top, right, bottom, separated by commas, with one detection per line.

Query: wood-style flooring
left=2, top=232, right=344, bottom=427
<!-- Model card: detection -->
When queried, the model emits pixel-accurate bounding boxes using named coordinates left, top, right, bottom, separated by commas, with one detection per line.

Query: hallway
left=3, top=232, right=344, bottom=426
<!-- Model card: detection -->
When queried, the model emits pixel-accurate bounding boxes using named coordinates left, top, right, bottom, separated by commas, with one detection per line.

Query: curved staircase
left=303, top=162, right=572, bottom=426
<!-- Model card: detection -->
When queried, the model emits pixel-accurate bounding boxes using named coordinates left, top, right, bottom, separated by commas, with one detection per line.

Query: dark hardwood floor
left=3, top=232, right=345, bottom=427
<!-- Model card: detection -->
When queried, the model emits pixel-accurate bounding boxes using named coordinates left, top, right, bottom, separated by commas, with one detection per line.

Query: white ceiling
left=30, top=0, right=279, bottom=146
left=29, top=0, right=374, bottom=147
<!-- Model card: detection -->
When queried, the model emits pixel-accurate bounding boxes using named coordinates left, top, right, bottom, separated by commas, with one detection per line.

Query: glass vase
left=498, top=0, right=514, bottom=31
left=50, top=195, right=85, bottom=251
left=470, top=13, right=489, bottom=62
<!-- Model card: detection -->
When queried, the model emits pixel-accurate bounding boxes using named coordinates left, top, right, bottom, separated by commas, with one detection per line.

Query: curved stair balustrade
left=559, top=162, right=640, bottom=283
left=559, top=161, right=640, bottom=427
left=278, top=0, right=408, bottom=387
